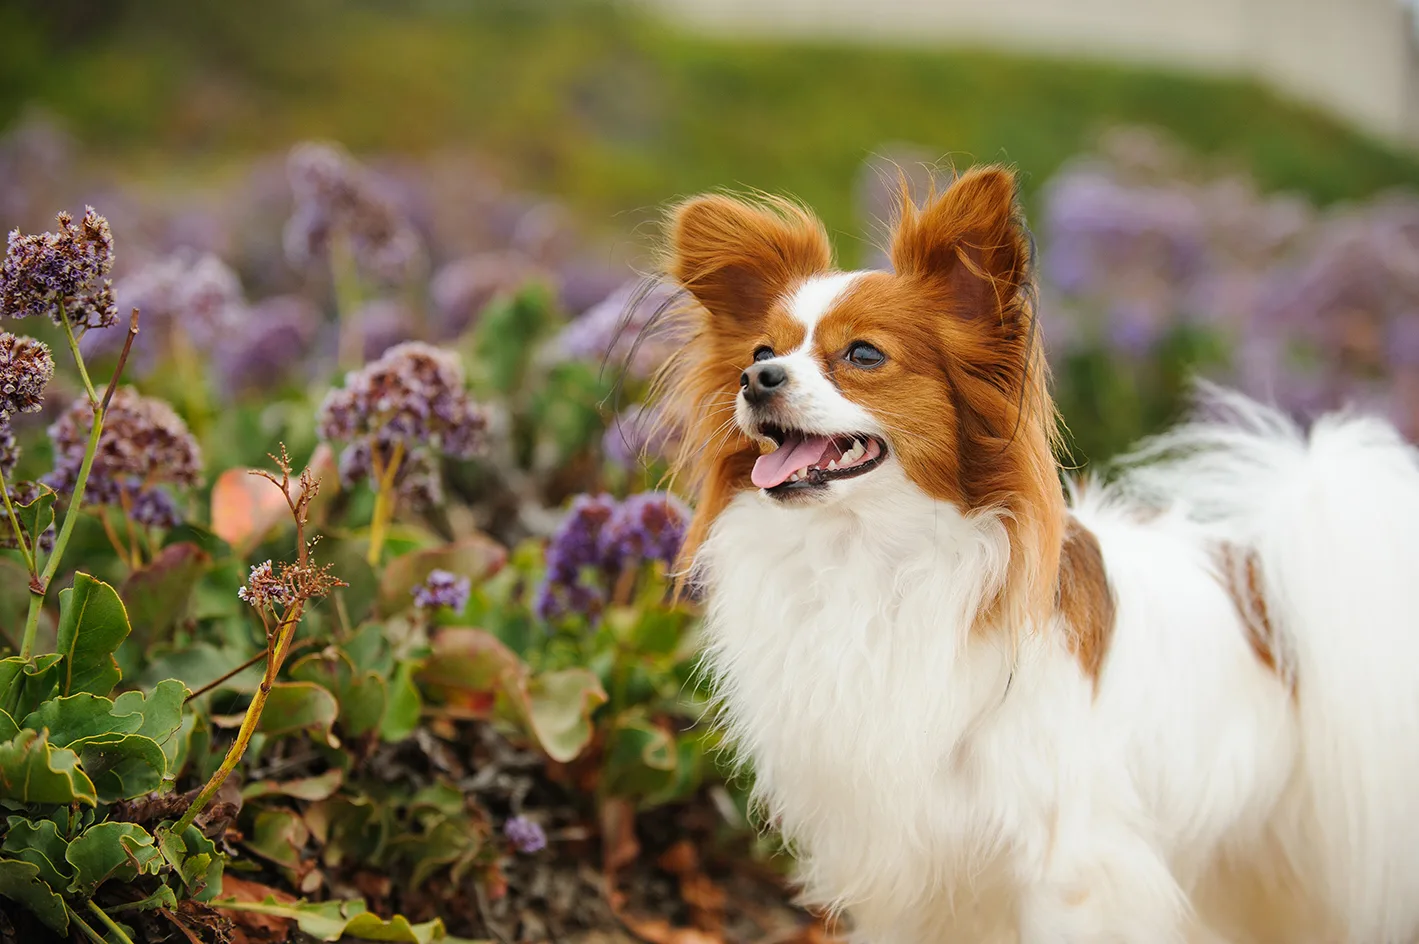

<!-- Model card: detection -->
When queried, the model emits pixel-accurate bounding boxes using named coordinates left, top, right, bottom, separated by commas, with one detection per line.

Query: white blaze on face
left=736, top=271, right=896, bottom=493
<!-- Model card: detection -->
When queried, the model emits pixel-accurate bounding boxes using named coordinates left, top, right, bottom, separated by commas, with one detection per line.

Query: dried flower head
left=0, top=332, right=54, bottom=416
left=412, top=569, right=471, bottom=611
left=238, top=555, right=345, bottom=615
left=237, top=560, right=295, bottom=609
left=503, top=816, right=547, bottom=854
left=0, top=207, right=117, bottom=328
left=317, top=341, right=486, bottom=503
left=284, top=142, right=423, bottom=283
left=46, top=387, right=202, bottom=527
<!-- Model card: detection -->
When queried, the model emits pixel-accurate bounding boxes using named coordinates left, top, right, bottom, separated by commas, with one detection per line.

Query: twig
left=184, top=650, right=267, bottom=704
left=0, top=474, right=34, bottom=574
left=101, top=309, right=140, bottom=414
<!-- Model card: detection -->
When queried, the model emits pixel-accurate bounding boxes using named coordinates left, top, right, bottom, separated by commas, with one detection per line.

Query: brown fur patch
left=1213, top=543, right=1287, bottom=686
left=1057, top=515, right=1115, bottom=689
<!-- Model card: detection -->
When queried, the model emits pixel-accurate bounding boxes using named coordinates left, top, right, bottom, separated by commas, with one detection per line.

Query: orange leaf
left=210, top=468, right=292, bottom=555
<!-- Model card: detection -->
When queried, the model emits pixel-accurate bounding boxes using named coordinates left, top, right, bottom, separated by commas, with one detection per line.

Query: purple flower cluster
left=216, top=295, right=320, bottom=394
left=430, top=252, right=545, bottom=338
left=1033, top=128, right=1419, bottom=435
left=284, top=142, right=423, bottom=283
left=412, top=568, right=472, bottom=611
left=111, top=250, right=244, bottom=349
left=0, top=332, right=55, bottom=416
left=237, top=560, right=295, bottom=610
left=0, top=207, right=117, bottom=329
left=503, top=816, right=547, bottom=854
left=317, top=341, right=485, bottom=504
left=556, top=279, right=688, bottom=380
left=46, top=387, right=202, bottom=528
left=534, top=491, right=689, bottom=621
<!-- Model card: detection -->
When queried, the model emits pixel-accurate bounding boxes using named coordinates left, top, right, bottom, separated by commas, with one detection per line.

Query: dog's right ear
left=668, top=194, right=833, bottom=324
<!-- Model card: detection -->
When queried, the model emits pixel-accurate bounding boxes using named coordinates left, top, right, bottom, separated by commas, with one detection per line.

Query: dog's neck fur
left=696, top=463, right=1037, bottom=918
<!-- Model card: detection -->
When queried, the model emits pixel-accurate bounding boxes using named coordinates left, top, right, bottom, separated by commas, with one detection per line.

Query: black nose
left=740, top=362, right=788, bottom=405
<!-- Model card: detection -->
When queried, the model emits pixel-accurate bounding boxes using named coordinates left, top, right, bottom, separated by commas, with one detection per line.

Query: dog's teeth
left=827, top=459, right=838, bottom=470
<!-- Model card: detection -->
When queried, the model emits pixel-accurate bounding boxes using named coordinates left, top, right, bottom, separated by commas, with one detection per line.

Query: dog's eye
left=752, top=345, right=775, bottom=363
left=845, top=341, right=886, bottom=368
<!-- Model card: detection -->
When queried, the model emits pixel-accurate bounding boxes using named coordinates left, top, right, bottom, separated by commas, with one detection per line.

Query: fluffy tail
left=1121, top=384, right=1419, bottom=943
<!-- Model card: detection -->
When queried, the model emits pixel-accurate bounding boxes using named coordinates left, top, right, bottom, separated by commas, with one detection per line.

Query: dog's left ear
left=889, top=166, right=1028, bottom=318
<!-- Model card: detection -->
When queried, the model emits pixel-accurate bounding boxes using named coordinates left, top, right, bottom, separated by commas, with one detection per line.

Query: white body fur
left=696, top=279, right=1419, bottom=941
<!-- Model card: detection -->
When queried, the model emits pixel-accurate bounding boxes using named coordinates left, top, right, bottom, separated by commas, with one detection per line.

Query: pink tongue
left=751, top=435, right=834, bottom=489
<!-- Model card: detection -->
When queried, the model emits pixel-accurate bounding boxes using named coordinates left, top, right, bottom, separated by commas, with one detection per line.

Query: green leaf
left=120, top=542, right=211, bottom=651
left=212, top=896, right=445, bottom=943
left=55, top=574, right=131, bottom=697
left=156, top=821, right=224, bottom=902
left=112, top=678, right=189, bottom=773
left=379, top=661, right=422, bottom=743
left=212, top=682, right=338, bottom=743
left=604, top=716, right=678, bottom=798
left=20, top=692, right=141, bottom=746
left=12, top=484, right=57, bottom=553
left=0, top=857, right=67, bottom=933
left=245, top=807, right=308, bottom=869
left=524, top=669, right=606, bottom=763
left=377, top=536, right=507, bottom=617
left=1, top=817, right=72, bottom=889
left=0, top=709, right=18, bottom=742
left=242, top=768, right=344, bottom=802
left=0, top=655, right=63, bottom=720
left=75, top=733, right=168, bottom=803
left=289, top=650, right=386, bottom=738
left=0, top=730, right=96, bottom=805
left=65, top=821, right=162, bottom=897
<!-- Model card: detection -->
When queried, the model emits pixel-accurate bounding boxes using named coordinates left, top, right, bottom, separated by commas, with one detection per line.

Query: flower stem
left=171, top=601, right=304, bottom=836
left=20, top=401, right=104, bottom=658
left=0, top=474, right=35, bottom=575
left=331, top=230, right=364, bottom=372
left=86, top=900, right=137, bottom=944
left=364, top=441, right=404, bottom=567
left=17, top=312, right=138, bottom=659
left=58, top=301, right=98, bottom=406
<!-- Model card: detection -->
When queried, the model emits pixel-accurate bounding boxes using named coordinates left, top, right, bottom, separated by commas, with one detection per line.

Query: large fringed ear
left=889, top=166, right=1029, bottom=318
left=667, top=194, right=833, bottom=323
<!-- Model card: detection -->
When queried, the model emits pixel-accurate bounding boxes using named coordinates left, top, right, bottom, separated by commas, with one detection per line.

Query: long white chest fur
left=696, top=469, right=1300, bottom=943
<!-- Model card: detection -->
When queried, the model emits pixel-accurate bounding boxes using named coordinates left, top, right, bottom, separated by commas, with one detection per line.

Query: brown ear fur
left=669, top=194, right=833, bottom=324
left=657, top=194, right=834, bottom=577
left=891, top=166, right=1066, bottom=626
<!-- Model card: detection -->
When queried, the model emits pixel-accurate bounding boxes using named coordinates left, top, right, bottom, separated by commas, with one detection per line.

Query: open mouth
left=751, top=425, right=889, bottom=495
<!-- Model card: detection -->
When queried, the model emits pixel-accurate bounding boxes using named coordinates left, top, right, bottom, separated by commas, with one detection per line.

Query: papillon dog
left=650, top=166, right=1419, bottom=943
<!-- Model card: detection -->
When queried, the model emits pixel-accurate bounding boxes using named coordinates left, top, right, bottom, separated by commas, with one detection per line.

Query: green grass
left=5, top=0, right=1419, bottom=259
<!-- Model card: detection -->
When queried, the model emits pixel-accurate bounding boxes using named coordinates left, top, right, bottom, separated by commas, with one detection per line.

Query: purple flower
left=503, top=816, right=547, bottom=854
left=430, top=252, right=543, bottom=338
left=217, top=295, right=320, bottom=394
left=599, top=491, right=690, bottom=574
left=0, top=332, right=54, bottom=416
left=0, top=207, right=117, bottom=329
left=283, top=142, right=423, bottom=284
left=534, top=493, right=618, bottom=621
left=350, top=298, right=417, bottom=362
left=317, top=341, right=486, bottom=504
left=412, top=569, right=471, bottom=611
left=533, top=490, right=690, bottom=622
left=556, top=279, right=688, bottom=380
left=113, top=250, right=243, bottom=347
left=0, top=417, right=16, bottom=479
left=238, top=560, right=295, bottom=610
left=45, top=387, right=201, bottom=526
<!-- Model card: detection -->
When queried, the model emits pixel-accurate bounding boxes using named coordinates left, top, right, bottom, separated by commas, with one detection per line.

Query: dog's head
left=656, top=167, right=1064, bottom=607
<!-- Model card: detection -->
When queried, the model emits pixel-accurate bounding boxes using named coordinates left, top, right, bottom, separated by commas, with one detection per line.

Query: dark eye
left=752, top=345, right=775, bottom=362
left=845, top=341, right=886, bottom=368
